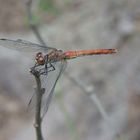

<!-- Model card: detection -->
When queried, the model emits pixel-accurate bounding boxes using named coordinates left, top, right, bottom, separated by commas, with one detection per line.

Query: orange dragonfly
left=0, top=38, right=117, bottom=117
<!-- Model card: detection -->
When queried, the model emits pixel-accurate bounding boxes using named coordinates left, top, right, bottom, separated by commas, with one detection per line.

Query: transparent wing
left=41, top=60, right=67, bottom=118
left=0, top=38, right=55, bottom=53
left=27, top=60, right=67, bottom=118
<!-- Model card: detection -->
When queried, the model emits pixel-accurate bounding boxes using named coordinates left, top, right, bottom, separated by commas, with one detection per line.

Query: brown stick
left=31, top=70, right=44, bottom=140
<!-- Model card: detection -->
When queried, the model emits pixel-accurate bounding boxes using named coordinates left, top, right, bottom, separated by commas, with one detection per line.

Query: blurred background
left=0, top=0, right=140, bottom=140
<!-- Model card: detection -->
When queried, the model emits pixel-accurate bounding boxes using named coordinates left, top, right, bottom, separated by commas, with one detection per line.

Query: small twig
left=26, top=0, right=48, bottom=47
left=30, top=69, right=44, bottom=140
left=64, top=72, right=109, bottom=121
left=26, top=1, right=48, bottom=139
left=65, top=72, right=123, bottom=140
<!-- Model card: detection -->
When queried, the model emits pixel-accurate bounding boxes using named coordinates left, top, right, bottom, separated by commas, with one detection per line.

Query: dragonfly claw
left=30, top=67, right=40, bottom=76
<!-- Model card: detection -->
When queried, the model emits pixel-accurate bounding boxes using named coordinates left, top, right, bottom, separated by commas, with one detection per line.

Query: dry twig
left=30, top=69, right=44, bottom=140
left=26, top=0, right=48, bottom=47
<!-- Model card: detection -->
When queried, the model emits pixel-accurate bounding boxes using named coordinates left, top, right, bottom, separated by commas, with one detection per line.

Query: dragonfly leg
left=47, top=63, right=55, bottom=72
left=30, top=63, right=40, bottom=75
left=39, top=63, right=55, bottom=75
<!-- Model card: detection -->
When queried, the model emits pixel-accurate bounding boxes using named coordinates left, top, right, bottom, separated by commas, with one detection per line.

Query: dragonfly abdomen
left=64, top=49, right=117, bottom=59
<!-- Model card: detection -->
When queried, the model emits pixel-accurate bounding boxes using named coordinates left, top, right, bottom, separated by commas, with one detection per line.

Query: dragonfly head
left=35, top=52, right=45, bottom=65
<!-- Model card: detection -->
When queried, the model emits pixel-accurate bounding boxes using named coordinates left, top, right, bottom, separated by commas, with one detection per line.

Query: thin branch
left=26, top=1, right=45, bottom=139
left=65, top=72, right=123, bottom=140
left=26, top=0, right=48, bottom=47
left=30, top=69, right=44, bottom=140
left=64, top=72, right=109, bottom=121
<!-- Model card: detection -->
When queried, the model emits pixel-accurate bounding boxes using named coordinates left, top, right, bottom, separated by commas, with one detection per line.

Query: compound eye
left=35, top=52, right=45, bottom=65
left=38, top=57, right=45, bottom=65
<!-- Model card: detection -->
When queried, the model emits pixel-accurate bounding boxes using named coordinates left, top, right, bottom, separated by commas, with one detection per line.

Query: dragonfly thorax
left=47, top=49, right=64, bottom=63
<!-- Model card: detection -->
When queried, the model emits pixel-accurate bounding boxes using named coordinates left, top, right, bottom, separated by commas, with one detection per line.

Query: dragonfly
left=0, top=38, right=117, bottom=117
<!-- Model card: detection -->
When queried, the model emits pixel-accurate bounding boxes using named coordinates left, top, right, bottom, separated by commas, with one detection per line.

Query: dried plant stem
left=65, top=73, right=123, bottom=140
left=26, top=0, right=48, bottom=47
left=26, top=1, right=46, bottom=139
left=32, top=71, right=44, bottom=140
left=65, top=72, right=109, bottom=121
